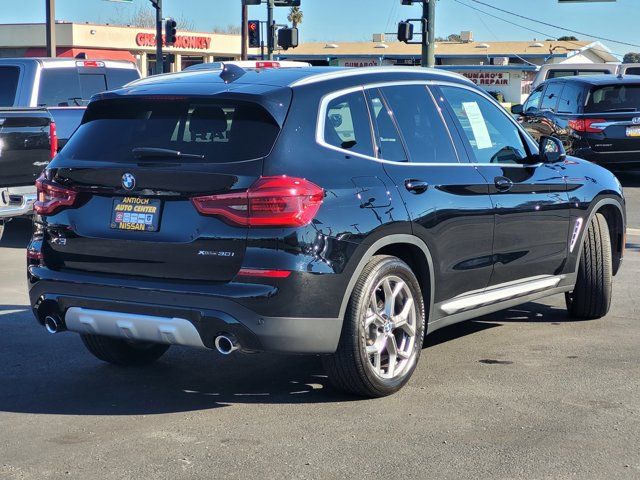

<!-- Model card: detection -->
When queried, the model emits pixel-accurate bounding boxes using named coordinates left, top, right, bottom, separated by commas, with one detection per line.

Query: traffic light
left=397, top=21, right=414, bottom=43
left=248, top=20, right=261, bottom=48
left=164, top=18, right=177, bottom=46
left=277, top=27, right=299, bottom=50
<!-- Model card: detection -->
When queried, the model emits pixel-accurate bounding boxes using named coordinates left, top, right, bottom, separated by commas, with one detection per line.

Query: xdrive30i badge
left=122, top=173, right=136, bottom=191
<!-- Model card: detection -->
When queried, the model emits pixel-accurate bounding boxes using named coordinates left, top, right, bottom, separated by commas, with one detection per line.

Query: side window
left=625, top=67, right=640, bottom=76
left=366, top=89, right=407, bottom=162
left=38, top=69, right=82, bottom=107
left=523, top=86, right=544, bottom=114
left=547, top=70, right=575, bottom=79
left=440, top=86, right=528, bottom=165
left=540, top=83, right=563, bottom=112
left=557, top=84, right=583, bottom=114
left=324, top=91, right=374, bottom=157
left=379, top=85, right=458, bottom=163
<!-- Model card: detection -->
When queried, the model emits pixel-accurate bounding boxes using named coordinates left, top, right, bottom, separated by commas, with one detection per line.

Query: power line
left=453, top=0, right=625, bottom=60
left=467, top=0, right=640, bottom=49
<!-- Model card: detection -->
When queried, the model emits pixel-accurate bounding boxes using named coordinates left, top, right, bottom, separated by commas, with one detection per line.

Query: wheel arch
left=576, top=197, right=626, bottom=276
left=338, top=235, right=436, bottom=325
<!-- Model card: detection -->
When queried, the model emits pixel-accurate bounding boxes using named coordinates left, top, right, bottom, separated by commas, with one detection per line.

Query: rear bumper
left=29, top=268, right=343, bottom=354
left=0, top=185, right=36, bottom=220
left=573, top=148, right=640, bottom=168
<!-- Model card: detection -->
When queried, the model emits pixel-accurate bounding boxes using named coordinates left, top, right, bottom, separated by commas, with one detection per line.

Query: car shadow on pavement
left=0, top=218, right=32, bottom=249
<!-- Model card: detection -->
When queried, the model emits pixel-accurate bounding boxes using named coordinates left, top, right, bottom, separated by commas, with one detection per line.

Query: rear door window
left=557, top=84, right=583, bottom=114
left=523, top=86, right=544, bottom=114
left=541, top=83, right=563, bottom=112
left=62, top=98, right=281, bottom=163
left=366, top=89, right=407, bottom=163
left=323, top=91, right=374, bottom=157
left=585, top=84, right=640, bottom=113
left=379, top=85, right=458, bottom=164
left=0, top=66, right=20, bottom=106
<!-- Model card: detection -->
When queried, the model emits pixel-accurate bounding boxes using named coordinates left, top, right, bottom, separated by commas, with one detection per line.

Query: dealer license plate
left=110, top=197, right=162, bottom=232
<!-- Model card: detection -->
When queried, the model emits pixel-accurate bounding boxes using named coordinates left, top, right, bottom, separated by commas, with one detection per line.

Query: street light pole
left=45, top=0, right=56, bottom=58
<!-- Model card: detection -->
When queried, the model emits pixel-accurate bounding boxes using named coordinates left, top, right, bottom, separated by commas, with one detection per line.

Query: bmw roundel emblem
left=122, top=173, right=136, bottom=191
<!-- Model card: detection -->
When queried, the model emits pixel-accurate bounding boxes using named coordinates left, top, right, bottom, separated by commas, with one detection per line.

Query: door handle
left=404, top=179, right=429, bottom=194
left=494, top=176, right=513, bottom=192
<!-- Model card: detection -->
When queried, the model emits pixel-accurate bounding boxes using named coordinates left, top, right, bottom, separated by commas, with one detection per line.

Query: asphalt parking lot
left=1, top=173, right=639, bottom=480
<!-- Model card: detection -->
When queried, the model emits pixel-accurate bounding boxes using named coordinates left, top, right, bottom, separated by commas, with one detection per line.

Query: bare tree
left=109, top=5, right=195, bottom=31
left=213, top=24, right=241, bottom=35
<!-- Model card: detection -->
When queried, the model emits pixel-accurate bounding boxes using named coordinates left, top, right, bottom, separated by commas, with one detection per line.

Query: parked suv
left=513, top=75, right=640, bottom=170
left=28, top=66, right=626, bottom=397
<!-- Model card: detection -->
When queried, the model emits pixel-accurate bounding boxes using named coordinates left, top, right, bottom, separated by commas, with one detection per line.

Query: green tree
left=623, top=52, right=640, bottom=64
left=287, top=6, right=303, bottom=28
left=557, top=36, right=579, bottom=41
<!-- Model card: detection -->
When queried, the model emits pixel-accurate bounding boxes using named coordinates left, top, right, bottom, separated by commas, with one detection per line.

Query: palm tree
left=287, top=6, right=303, bottom=28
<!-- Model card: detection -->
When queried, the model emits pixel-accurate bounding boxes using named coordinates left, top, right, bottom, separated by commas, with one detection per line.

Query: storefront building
left=0, top=22, right=253, bottom=76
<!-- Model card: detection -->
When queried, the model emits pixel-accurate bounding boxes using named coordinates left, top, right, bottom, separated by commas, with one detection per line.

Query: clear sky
left=4, top=0, right=640, bottom=57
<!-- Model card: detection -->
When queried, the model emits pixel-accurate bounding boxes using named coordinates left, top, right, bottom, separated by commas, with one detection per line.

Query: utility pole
left=45, top=0, right=56, bottom=58
left=426, top=0, right=436, bottom=68
left=241, top=2, right=248, bottom=60
left=267, top=0, right=274, bottom=60
left=150, top=0, right=164, bottom=74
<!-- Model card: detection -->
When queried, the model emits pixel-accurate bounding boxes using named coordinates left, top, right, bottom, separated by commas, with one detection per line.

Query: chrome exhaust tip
left=214, top=334, right=239, bottom=355
left=44, top=315, right=65, bottom=334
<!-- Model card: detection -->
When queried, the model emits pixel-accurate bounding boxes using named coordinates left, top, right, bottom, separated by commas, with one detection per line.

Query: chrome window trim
left=316, top=79, right=542, bottom=168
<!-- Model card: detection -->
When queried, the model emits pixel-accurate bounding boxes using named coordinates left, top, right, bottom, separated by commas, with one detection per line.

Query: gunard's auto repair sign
left=462, top=71, right=511, bottom=86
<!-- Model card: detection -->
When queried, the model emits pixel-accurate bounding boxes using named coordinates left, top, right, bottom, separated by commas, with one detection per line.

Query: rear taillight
left=568, top=118, right=606, bottom=133
left=49, top=121, right=58, bottom=159
left=191, top=176, right=324, bottom=227
left=34, top=175, right=78, bottom=216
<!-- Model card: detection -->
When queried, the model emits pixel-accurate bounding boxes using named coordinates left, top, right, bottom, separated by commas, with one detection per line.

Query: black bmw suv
left=513, top=75, right=640, bottom=170
left=28, top=65, right=626, bottom=397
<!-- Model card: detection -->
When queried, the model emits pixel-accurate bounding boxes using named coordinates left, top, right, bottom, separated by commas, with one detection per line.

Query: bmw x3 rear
left=28, top=65, right=625, bottom=397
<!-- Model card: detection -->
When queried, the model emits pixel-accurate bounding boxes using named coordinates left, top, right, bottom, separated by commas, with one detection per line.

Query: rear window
left=0, top=66, right=20, bottom=106
left=585, top=84, right=640, bottom=113
left=61, top=98, right=280, bottom=163
left=547, top=69, right=610, bottom=80
left=38, top=68, right=134, bottom=107
left=624, top=67, right=640, bottom=76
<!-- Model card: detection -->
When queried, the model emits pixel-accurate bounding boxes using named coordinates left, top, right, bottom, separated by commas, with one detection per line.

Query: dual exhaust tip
left=214, top=333, right=240, bottom=355
left=44, top=314, right=65, bottom=334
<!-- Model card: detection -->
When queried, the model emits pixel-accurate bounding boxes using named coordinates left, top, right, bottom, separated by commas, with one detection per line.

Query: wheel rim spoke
left=364, top=274, right=419, bottom=380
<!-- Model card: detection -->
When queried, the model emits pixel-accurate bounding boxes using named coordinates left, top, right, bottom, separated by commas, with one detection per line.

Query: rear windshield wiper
left=602, top=108, right=638, bottom=113
left=132, top=147, right=205, bottom=160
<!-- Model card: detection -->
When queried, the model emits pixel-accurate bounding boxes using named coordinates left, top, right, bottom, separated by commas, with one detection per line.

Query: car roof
left=545, top=74, right=640, bottom=86
left=0, top=57, right=137, bottom=68
left=128, top=66, right=474, bottom=90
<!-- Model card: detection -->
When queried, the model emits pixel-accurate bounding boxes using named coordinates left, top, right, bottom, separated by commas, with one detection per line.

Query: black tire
left=323, top=255, right=426, bottom=398
left=80, top=334, right=170, bottom=366
left=566, top=213, right=613, bottom=319
left=0, top=220, right=5, bottom=242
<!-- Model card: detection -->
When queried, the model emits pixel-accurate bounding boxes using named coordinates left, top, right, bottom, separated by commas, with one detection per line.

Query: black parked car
left=513, top=75, right=640, bottom=170
left=28, top=65, right=626, bottom=397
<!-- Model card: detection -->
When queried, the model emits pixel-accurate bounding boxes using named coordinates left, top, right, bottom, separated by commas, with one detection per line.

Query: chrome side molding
left=440, top=275, right=564, bottom=315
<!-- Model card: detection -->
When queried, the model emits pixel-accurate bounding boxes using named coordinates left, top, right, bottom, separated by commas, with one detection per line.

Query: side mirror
left=539, top=135, right=567, bottom=164
left=511, top=104, right=523, bottom=115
